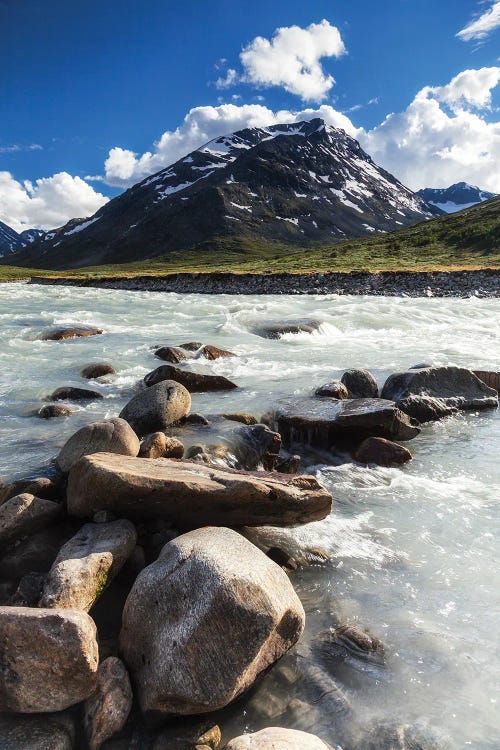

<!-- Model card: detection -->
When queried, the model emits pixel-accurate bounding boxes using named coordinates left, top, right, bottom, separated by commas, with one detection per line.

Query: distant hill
left=7, top=118, right=439, bottom=270
left=417, top=182, right=497, bottom=214
left=0, top=221, right=44, bottom=258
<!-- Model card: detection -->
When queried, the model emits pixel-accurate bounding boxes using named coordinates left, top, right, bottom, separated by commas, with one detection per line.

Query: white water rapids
left=0, top=283, right=498, bottom=748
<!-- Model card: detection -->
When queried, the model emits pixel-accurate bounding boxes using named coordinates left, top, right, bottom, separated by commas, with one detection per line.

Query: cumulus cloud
left=0, top=171, right=109, bottom=233
left=239, top=20, right=346, bottom=102
left=457, top=1, right=500, bottom=41
left=425, top=67, right=500, bottom=111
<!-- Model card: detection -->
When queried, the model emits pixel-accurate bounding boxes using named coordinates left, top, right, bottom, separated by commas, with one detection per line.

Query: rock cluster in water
left=0, top=322, right=497, bottom=749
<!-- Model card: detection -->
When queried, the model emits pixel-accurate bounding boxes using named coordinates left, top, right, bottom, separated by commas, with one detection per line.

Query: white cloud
left=457, top=1, right=500, bottom=41
left=239, top=20, right=346, bottom=102
left=0, top=171, right=109, bottom=233
left=215, top=68, right=238, bottom=89
left=0, top=143, right=43, bottom=153
left=425, top=67, right=500, bottom=111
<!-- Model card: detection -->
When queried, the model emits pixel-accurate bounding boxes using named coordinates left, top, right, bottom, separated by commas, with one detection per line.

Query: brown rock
left=81, top=363, right=116, bottom=379
left=50, top=387, right=103, bottom=402
left=144, top=365, right=237, bottom=392
left=0, top=713, right=75, bottom=750
left=473, top=370, right=500, bottom=393
left=39, top=520, right=137, bottom=611
left=40, top=327, right=102, bottom=341
left=119, top=379, right=191, bottom=437
left=38, top=404, right=74, bottom=419
left=0, top=606, right=98, bottom=712
left=139, top=432, right=184, bottom=459
left=355, top=437, right=412, bottom=467
left=341, top=369, right=379, bottom=398
left=315, top=380, right=349, bottom=399
left=0, top=493, right=61, bottom=546
left=0, top=475, right=63, bottom=505
left=67, top=453, right=332, bottom=527
left=222, top=413, right=258, bottom=425
left=56, top=418, right=140, bottom=473
left=84, top=657, right=133, bottom=750
left=200, top=344, right=236, bottom=360
left=179, top=341, right=202, bottom=351
left=154, top=346, right=188, bottom=364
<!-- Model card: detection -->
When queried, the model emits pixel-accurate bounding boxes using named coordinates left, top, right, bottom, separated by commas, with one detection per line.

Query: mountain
left=417, top=182, right=497, bottom=214
left=0, top=221, right=45, bottom=258
left=8, top=119, right=439, bottom=270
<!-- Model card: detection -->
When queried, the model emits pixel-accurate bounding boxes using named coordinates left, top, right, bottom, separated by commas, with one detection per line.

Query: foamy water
left=0, top=283, right=498, bottom=747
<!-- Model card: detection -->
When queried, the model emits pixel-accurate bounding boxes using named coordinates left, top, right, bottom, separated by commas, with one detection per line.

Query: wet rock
left=314, top=624, right=385, bottom=666
left=50, top=386, right=103, bottom=402
left=253, top=319, right=322, bottom=339
left=0, top=475, right=64, bottom=505
left=139, top=432, right=184, bottom=459
left=381, top=366, right=498, bottom=420
left=81, top=363, right=116, bottom=379
left=154, top=346, right=189, bottom=364
left=186, top=444, right=230, bottom=466
left=410, top=363, right=433, bottom=369
left=355, top=437, right=412, bottom=466
left=144, top=365, right=237, bottom=392
left=361, top=722, right=448, bottom=750
left=473, top=370, right=500, bottom=393
left=119, top=527, right=305, bottom=717
left=274, top=452, right=301, bottom=474
left=240, top=526, right=330, bottom=567
left=0, top=606, right=98, bottom=712
left=67, top=453, right=332, bottom=526
left=40, top=326, right=102, bottom=341
left=0, top=493, right=61, bottom=546
left=222, top=412, right=258, bottom=425
left=200, top=344, right=236, bottom=360
left=266, top=546, right=299, bottom=570
left=179, top=341, right=203, bottom=351
left=315, top=380, right=349, bottom=399
left=271, top=397, right=420, bottom=451
left=225, top=728, right=333, bottom=749
left=39, top=520, right=137, bottom=611
left=0, top=713, right=75, bottom=750
left=341, top=368, right=379, bottom=398
left=38, top=404, right=74, bottom=419
left=181, top=413, right=210, bottom=426
left=57, top=418, right=140, bottom=473
left=119, top=379, right=191, bottom=437
left=83, top=657, right=133, bottom=750
left=196, top=725, right=222, bottom=749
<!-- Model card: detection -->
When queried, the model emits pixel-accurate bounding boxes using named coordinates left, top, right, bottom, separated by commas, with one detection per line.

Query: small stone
left=222, top=413, right=258, bottom=425
left=315, top=380, right=349, bottom=399
left=154, top=347, right=188, bottom=364
left=355, top=437, right=412, bottom=466
left=200, top=345, right=236, bottom=360
left=139, top=432, right=184, bottom=459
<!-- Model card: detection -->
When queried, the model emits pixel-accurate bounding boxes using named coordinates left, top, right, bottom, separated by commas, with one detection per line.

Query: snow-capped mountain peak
left=417, top=182, right=497, bottom=214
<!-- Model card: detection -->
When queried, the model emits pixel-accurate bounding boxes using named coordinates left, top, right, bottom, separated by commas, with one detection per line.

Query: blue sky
left=1, top=0, right=499, bottom=231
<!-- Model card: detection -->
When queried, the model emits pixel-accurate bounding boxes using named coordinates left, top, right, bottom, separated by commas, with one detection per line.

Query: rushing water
left=0, top=283, right=499, bottom=748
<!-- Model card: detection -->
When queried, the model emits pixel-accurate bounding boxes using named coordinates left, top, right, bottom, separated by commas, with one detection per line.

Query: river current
left=0, top=283, right=498, bottom=748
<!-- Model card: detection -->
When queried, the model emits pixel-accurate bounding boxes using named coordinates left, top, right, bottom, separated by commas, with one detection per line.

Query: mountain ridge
left=417, top=182, right=497, bottom=214
left=0, top=221, right=45, bottom=258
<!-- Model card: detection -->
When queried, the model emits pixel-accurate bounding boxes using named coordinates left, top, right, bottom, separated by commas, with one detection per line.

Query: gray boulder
left=225, top=728, right=333, bottom=749
left=83, top=657, right=133, bottom=750
left=119, top=380, right=191, bottom=436
left=0, top=606, right=98, bottom=712
left=39, top=520, right=137, bottom=611
left=66, top=453, right=332, bottom=527
left=0, top=493, right=61, bottom=546
left=341, top=368, right=379, bottom=398
left=57, top=418, right=140, bottom=473
left=81, top=363, right=116, bottom=379
left=119, top=527, right=305, bottom=717
left=381, top=366, right=498, bottom=421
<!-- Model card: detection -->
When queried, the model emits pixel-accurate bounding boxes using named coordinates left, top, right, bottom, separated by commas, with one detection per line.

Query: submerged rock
left=225, top=728, right=333, bottom=749
left=66, top=453, right=332, bottom=527
left=56, top=418, right=140, bottom=473
left=119, top=379, right=191, bottom=436
left=38, top=404, right=74, bottom=419
left=473, top=370, right=500, bottom=393
left=144, top=364, right=237, bottom=392
left=0, top=493, right=61, bottom=546
left=381, top=366, right=498, bottom=421
left=0, top=606, right=98, bottom=712
left=50, top=386, right=103, bottom=402
left=40, top=326, right=102, bottom=341
left=120, top=527, right=305, bottom=717
left=253, top=319, right=322, bottom=339
left=315, top=380, right=349, bottom=399
left=355, top=437, right=412, bottom=466
left=154, top=346, right=189, bottom=364
left=361, top=722, right=449, bottom=750
left=81, top=363, right=116, bottom=379
left=341, top=368, right=379, bottom=398
left=83, top=657, right=133, bottom=750
left=271, top=397, right=420, bottom=451
left=199, top=344, right=236, bottom=360
left=314, top=624, right=385, bottom=666
left=222, top=412, right=258, bottom=425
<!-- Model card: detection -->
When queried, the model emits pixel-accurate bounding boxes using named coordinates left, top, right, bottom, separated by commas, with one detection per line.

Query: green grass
left=1, top=197, right=499, bottom=281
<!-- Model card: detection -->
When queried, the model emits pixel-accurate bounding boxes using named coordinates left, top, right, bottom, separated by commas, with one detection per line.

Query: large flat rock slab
left=66, top=453, right=332, bottom=527
left=271, top=397, right=420, bottom=449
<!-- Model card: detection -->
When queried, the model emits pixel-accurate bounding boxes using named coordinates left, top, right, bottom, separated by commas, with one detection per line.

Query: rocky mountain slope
left=0, top=221, right=44, bottom=258
left=8, top=119, right=439, bottom=270
left=417, top=182, right=497, bottom=214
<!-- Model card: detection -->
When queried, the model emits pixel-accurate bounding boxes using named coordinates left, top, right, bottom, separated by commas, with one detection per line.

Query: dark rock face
left=40, top=327, right=102, bottom=341
left=0, top=220, right=44, bottom=258
left=49, top=387, right=103, bottom=402
left=314, top=624, right=385, bottom=667
left=253, top=319, right=322, bottom=339
left=315, top=381, right=349, bottom=399
left=37, top=404, right=74, bottom=419
left=154, top=346, right=189, bottom=364
left=381, top=366, right=498, bottom=421
left=474, top=370, right=500, bottom=393
left=0, top=713, right=75, bottom=750
left=271, top=397, right=420, bottom=451
left=10, top=119, right=437, bottom=270
left=355, top=437, right=412, bottom=466
left=144, top=365, right=237, bottom=392
left=341, top=369, right=379, bottom=398
left=81, top=363, right=116, bottom=379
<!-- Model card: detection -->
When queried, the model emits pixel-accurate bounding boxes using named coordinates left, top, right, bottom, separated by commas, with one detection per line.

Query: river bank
left=28, top=268, right=500, bottom=297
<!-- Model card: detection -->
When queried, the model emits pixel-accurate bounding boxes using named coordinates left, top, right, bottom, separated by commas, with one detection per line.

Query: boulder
left=139, top=432, right=184, bottom=459
left=200, top=344, right=235, bottom=360
left=119, top=527, right=305, bottom=717
left=119, top=379, right=191, bottom=437
left=0, top=475, right=63, bottom=505
left=225, top=728, right=333, bottom=749
left=0, top=493, right=61, bottom=546
left=271, top=397, right=420, bottom=451
left=341, top=368, right=379, bottom=398
left=355, top=437, right=412, bottom=467
left=56, top=418, right=140, bottom=473
left=39, top=520, right=137, bottom=611
left=473, top=370, right=500, bottom=393
left=83, top=657, right=133, bottom=750
left=253, top=319, right=322, bottom=339
left=0, top=714, right=75, bottom=750
left=315, top=380, right=349, bottom=399
left=40, top=327, right=102, bottom=341
left=0, top=606, right=98, bottom=712
left=154, top=346, right=188, bottom=364
left=67, top=453, right=332, bottom=527
left=38, top=404, right=74, bottom=419
left=81, top=363, right=116, bottom=379
left=50, top=386, right=103, bottom=402
left=222, top=413, right=258, bottom=425
left=144, top=365, right=237, bottom=392
left=381, top=366, right=498, bottom=421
